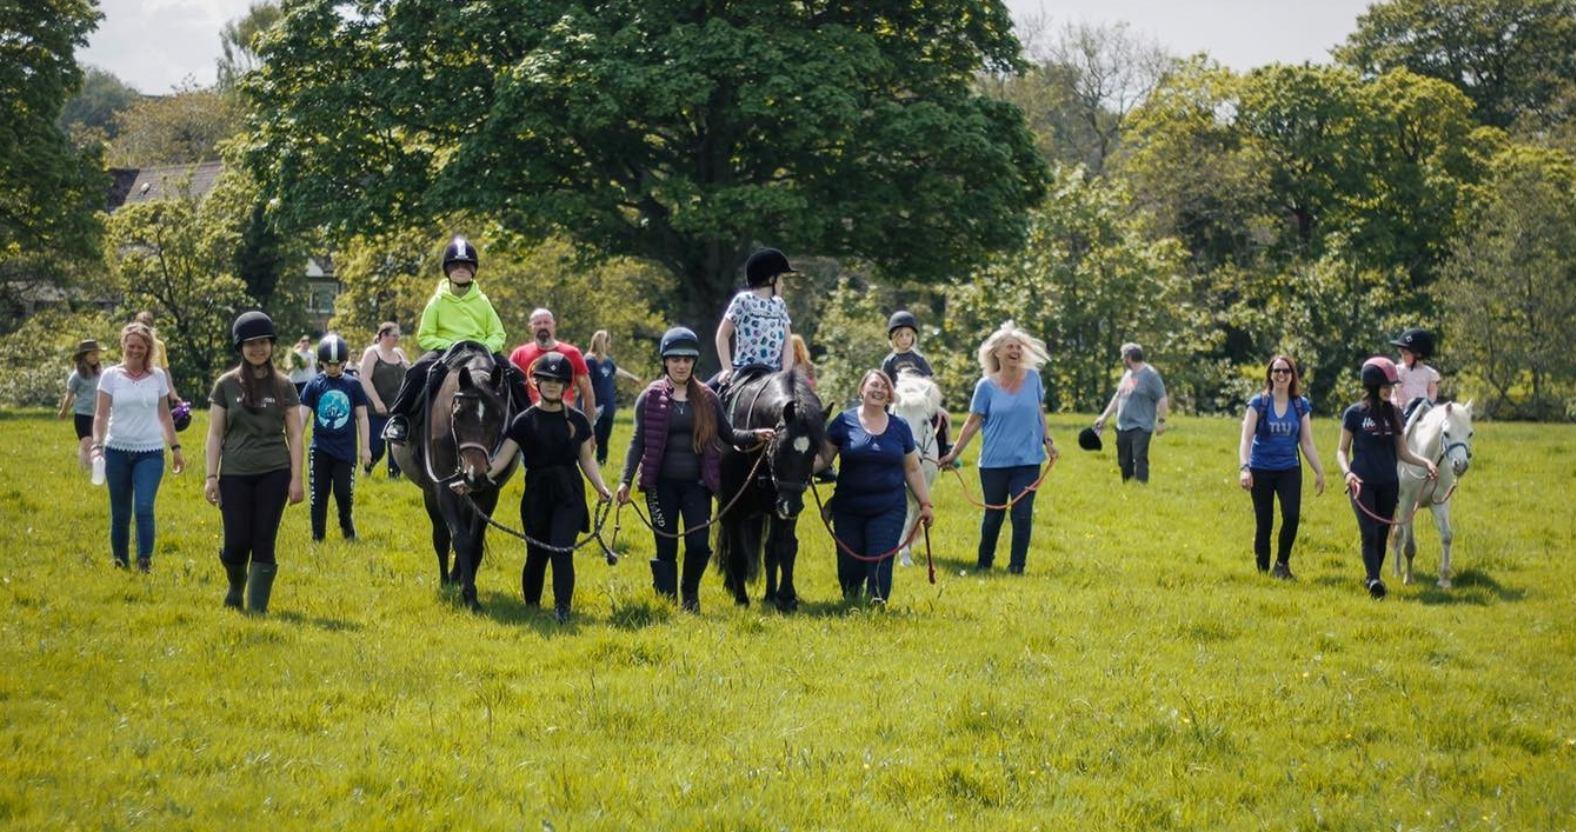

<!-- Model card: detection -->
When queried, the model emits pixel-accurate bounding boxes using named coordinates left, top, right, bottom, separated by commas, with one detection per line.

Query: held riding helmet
left=317, top=334, right=351, bottom=364
left=659, top=326, right=702, bottom=358
left=531, top=352, right=574, bottom=383
left=744, top=248, right=796, bottom=288
left=231, top=310, right=277, bottom=351
left=887, top=310, right=919, bottom=338
left=171, top=401, right=193, bottom=432
left=442, top=235, right=479, bottom=275
left=1389, top=327, right=1435, bottom=360
left=1077, top=426, right=1103, bottom=452
left=1361, top=356, right=1400, bottom=389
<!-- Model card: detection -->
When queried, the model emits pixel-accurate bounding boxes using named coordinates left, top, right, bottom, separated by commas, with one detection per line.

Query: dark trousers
left=1116, top=428, right=1153, bottom=483
left=1352, top=480, right=1400, bottom=581
left=219, top=468, right=292, bottom=566
left=646, top=478, right=713, bottom=589
left=978, top=464, right=1039, bottom=572
left=366, top=412, right=401, bottom=477
left=104, top=448, right=164, bottom=563
left=309, top=447, right=356, bottom=539
left=594, top=410, right=615, bottom=465
left=1250, top=467, right=1302, bottom=569
left=521, top=498, right=581, bottom=609
left=832, top=506, right=906, bottom=601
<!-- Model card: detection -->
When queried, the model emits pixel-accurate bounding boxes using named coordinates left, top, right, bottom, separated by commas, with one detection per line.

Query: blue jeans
left=831, top=506, right=906, bottom=601
left=978, top=464, right=1039, bottom=572
left=105, top=448, right=164, bottom=563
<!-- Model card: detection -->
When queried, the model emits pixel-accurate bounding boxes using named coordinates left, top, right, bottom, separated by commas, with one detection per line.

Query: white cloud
left=79, top=0, right=255, bottom=92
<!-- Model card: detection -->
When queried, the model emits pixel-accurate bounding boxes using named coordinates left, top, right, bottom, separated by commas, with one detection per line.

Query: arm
left=356, top=405, right=371, bottom=466
left=285, top=406, right=305, bottom=504
left=1297, top=413, right=1326, bottom=495
left=781, top=325, right=795, bottom=373
left=359, top=352, right=386, bottom=414
left=712, top=394, right=772, bottom=449
left=813, top=439, right=838, bottom=474
left=1238, top=407, right=1257, bottom=490
left=204, top=405, right=227, bottom=505
left=1155, top=394, right=1170, bottom=435
left=91, top=390, right=111, bottom=456
left=1094, top=389, right=1119, bottom=429
left=157, top=394, right=184, bottom=474
left=1395, top=431, right=1438, bottom=477
left=481, top=302, right=506, bottom=354
left=940, top=412, right=984, bottom=467
left=576, top=373, right=595, bottom=418
left=714, top=318, right=735, bottom=378
left=616, top=393, right=647, bottom=502
left=1336, top=427, right=1359, bottom=494
left=615, top=366, right=642, bottom=383
left=578, top=438, right=612, bottom=500
left=57, top=387, right=73, bottom=419
left=486, top=437, right=521, bottom=482
left=1041, top=411, right=1059, bottom=461
left=417, top=301, right=449, bottom=352
left=902, top=450, right=934, bottom=526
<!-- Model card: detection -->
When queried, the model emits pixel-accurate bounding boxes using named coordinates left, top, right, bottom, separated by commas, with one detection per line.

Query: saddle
left=1402, top=397, right=1431, bottom=437
left=715, top=364, right=774, bottom=421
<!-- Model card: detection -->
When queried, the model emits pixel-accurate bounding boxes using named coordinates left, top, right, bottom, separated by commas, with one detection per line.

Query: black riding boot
left=679, top=551, right=710, bottom=613
left=222, top=558, right=247, bottom=609
left=649, top=558, right=678, bottom=601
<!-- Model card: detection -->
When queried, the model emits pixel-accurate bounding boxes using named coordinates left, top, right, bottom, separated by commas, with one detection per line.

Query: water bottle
left=91, top=453, right=106, bottom=486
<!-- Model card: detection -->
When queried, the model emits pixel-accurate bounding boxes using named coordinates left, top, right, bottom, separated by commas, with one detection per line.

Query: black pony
left=714, top=369, right=824, bottom=611
left=391, top=343, right=518, bottom=610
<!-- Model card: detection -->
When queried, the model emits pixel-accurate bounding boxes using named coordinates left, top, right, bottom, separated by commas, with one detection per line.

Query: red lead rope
left=1347, top=474, right=1458, bottom=527
left=808, top=479, right=936, bottom=584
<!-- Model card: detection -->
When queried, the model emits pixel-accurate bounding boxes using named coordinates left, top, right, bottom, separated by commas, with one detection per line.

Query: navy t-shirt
left=882, top=350, right=934, bottom=381
left=826, top=408, right=915, bottom=516
left=1248, top=394, right=1310, bottom=471
left=1343, top=402, right=1401, bottom=485
left=587, top=356, right=619, bottom=416
left=301, top=373, right=369, bottom=462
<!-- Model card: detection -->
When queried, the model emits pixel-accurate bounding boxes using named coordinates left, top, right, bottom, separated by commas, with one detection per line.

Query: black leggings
left=646, top=478, right=713, bottom=585
left=1352, top=480, right=1400, bottom=582
left=1250, top=467, right=1302, bottom=568
left=594, top=410, right=614, bottom=465
left=309, top=448, right=355, bottom=539
left=521, top=497, right=584, bottom=608
left=219, top=468, right=292, bottom=566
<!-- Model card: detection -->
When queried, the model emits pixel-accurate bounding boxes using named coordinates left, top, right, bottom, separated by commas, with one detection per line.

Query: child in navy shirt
left=299, top=335, right=371, bottom=541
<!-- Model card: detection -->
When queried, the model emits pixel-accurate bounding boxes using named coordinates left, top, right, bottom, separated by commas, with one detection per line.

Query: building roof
left=107, top=161, right=225, bottom=211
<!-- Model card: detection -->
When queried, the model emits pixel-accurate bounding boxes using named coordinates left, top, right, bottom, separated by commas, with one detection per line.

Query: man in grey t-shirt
left=1093, top=342, right=1169, bottom=483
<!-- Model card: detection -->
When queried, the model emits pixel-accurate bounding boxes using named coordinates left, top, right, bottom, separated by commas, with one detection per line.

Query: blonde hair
left=790, top=334, right=813, bottom=370
left=977, top=321, right=1049, bottom=376
left=856, top=368, right=894, bottom=399
left=119, top=323, right=156, bottom=374
left=588, top=329, right=611, bottom=358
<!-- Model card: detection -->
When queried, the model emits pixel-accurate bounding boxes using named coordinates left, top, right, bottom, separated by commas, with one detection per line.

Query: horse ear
left=1464, top=399, right=1474, bottom=413
left=782, top=401, right=797, bottom=422
left=1445, top=402, right=1453, bottom=414
left=457, top=367, right=476, bottom=391
left=488, top=364, right=505, bottom=390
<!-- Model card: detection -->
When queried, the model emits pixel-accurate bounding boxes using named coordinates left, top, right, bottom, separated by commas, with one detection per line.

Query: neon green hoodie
left=416, top=280, right=507, bottom=354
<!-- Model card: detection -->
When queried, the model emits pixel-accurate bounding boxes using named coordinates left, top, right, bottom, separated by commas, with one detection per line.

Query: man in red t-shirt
left=508, top=307, right=595, bottom=417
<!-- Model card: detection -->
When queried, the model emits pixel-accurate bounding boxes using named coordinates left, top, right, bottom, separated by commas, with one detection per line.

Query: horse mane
left=893, top=371, right=942, bottom=413
left=773, top=368, right=825, bottom=446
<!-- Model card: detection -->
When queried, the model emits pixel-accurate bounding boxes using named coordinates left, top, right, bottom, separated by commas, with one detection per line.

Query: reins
left=807, top=478, right=936, bottom=584
left=1347, top=435, right=1468, bottom=527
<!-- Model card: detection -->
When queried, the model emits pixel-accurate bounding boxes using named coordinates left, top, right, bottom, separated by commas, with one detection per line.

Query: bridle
left=431, top=383, right=511, bottom=487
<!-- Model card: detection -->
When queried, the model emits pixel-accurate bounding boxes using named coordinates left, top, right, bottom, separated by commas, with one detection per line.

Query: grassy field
left=1, top=408, right=1572, bottom=830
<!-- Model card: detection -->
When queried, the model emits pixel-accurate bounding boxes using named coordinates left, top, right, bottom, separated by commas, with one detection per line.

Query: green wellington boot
left=246, top=562, right=279, bottom=615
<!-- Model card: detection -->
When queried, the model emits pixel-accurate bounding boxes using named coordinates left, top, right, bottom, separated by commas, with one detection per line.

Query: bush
left=0, top=308, right=120, bottom=406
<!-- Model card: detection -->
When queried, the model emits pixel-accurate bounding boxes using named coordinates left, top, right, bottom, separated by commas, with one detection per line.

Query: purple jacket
left=638, top=379, right=723, bottom=493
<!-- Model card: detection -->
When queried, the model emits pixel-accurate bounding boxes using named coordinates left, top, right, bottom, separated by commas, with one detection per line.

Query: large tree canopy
left=0, top=0, right=105, bottom=262
left=245, top=0, right=1047, bottom=330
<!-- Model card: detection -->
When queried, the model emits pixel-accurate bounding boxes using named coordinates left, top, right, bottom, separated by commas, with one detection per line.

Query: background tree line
left=2, top=0, right=1571, bottom=418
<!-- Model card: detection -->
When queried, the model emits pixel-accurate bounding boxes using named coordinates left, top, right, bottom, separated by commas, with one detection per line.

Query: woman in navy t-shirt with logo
left=816, top=369, right=935, bottom=604
left=1336, top=357, right=1437, bottom=599
left=1237, top=356, right=1327, bottom=579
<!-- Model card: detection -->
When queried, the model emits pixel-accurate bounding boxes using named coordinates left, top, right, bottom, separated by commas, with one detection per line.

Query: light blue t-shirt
left=969, top=373, right=1047, bottom=469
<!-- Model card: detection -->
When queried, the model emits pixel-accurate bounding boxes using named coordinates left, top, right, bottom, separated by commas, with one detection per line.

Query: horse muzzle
left=775, top=495, right=802, bottom=520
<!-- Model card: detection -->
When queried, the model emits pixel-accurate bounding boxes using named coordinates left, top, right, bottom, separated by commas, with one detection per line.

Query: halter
left=428, top=380, right=513, bottom=487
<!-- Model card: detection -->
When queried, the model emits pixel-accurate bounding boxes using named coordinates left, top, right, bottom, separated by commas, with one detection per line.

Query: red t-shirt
left=508, top=341, right=591, bottom=405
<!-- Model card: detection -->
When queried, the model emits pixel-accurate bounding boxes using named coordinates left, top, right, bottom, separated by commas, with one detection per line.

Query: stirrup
left=382, top=416, right=409, bottom=442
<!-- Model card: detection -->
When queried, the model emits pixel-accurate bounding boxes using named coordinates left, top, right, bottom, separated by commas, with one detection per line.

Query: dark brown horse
left=391, top=344, right=518, bottom=610
left=714, top=369, right=824, bottom=611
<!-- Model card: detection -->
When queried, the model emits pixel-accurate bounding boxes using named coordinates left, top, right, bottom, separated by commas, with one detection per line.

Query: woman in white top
left=92, top=323, right=185, bottom=571
left=285, top=335, right=317, bottom=397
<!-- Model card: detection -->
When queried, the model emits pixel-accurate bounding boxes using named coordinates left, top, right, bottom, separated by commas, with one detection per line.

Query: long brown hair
left=75, top=351, right=101, bottom=379
left=1263, top=355, right=1301, bottom=397
left=237, top=340, right=290, bottom=411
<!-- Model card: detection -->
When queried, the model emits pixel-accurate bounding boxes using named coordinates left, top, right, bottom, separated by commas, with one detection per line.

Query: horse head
left=451, top=360, right=509, bottom=490
left=1437, top=400, right=1475, bottom=478
left=891, top=371, right=942, bottom=459
left=764, top=377, right=824, bottom=520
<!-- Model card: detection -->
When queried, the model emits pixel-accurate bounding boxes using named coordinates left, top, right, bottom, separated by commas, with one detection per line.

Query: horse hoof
left=775, top=594, right=798, bottom=613
left=1437, top=578, right=1452, bottom=589
left=899, top=550, right=913, bottom=567
left=1402, top=574, right=1414, bottom=585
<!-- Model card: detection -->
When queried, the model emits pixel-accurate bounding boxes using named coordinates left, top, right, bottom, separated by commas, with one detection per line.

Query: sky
left=81, top=0, right=1378, bottom=94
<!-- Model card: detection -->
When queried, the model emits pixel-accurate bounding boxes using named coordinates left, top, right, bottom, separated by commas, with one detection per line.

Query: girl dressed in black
left=457, top=352, right=611, bottom=622
left=1336, top=357, right=1437, bottom=598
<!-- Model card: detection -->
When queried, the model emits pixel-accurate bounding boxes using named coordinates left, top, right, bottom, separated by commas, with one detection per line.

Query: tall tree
left=108, top=84, right=243, bottom=167
left=217, top=2, right=283, bottom=90
left=57, top=66, right=141, bottom=144
left=245, top=0, right=1047, bottom=351
left=0, top=0, right=106, bottom=263
left=1335, top=0, right=1576, bottom=130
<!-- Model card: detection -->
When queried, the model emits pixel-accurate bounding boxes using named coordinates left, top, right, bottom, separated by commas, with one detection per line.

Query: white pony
left=890, top=371, right=943, bottom=567
left=1392, top=400, right=1475, bottom=588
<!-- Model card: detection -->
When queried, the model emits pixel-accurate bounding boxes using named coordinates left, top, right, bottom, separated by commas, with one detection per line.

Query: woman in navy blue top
left=815, top=369, right=934, bottom=604
left=1236, top=356, right=1327, bottom=579
left=585, top=330, right=642, bottom=465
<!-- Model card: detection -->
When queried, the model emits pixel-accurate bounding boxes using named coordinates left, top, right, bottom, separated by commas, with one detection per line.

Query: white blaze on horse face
left=792, top=436, right=810, bottom=454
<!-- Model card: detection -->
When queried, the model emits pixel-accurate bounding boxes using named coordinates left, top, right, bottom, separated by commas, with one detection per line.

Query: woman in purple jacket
left=616, top=327, right=773, bottom=612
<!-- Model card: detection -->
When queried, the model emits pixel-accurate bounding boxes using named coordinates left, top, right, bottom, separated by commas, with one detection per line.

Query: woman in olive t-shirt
left=204, top=312, right=304, bottom=614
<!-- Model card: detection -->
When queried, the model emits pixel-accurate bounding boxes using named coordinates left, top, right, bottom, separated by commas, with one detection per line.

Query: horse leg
left=722, top=521, right=749, bottom=607
left=424, top=489, right=454, bottom=585
left=772, top=517, right=800, bottom=613
left=1432, top=502, right=1454, bottom=589
left=763, top=521, right=780, bottom=608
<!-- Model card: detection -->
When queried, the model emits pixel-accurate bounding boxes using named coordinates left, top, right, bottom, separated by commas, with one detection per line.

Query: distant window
left=309, top=285, right=338, bottom=314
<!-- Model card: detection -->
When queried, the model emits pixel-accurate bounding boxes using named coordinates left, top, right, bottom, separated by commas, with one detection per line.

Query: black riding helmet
left=745, top=248, right=796, bottom=288
left=231, top=310, right=277, bottom=350
left=443, top=235, right=479, bottom=275
left=888, top=310, right=919, bottom=337
left=531, top=352, right=574, bottom=382
left=659, top=326, right=701, bottom=358
left=1389, top=327, right=1435, bottom=360
left=317, top=334, right=350, bottom=364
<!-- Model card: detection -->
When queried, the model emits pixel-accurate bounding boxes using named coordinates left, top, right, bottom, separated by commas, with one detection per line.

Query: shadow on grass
left=448, top=588, right=586, bottom=635
left=1415, top=568, right=1526, bottom=605
left=272, top=611, right=363, bottom=632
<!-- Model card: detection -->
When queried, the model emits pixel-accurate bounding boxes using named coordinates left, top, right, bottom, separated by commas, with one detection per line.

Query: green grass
left=1, top=409, right=1573, bottom=830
